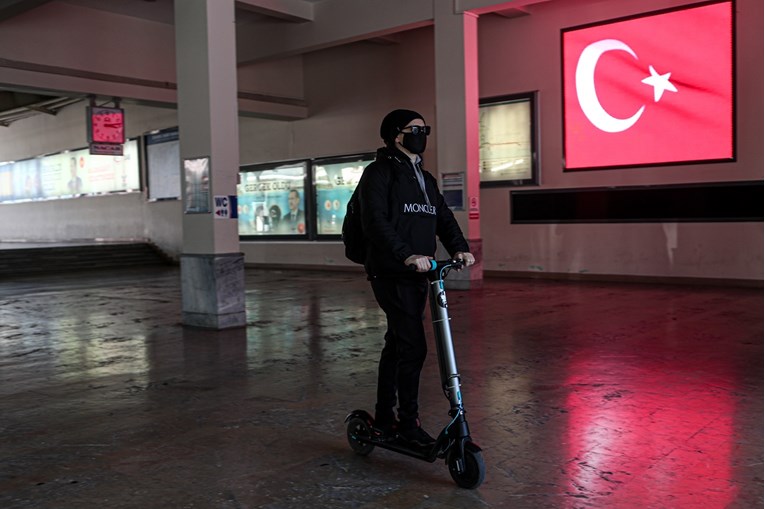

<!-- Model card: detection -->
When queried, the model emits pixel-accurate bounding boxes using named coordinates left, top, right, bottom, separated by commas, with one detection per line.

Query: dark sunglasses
left=399, top=125, right=431, bottom=136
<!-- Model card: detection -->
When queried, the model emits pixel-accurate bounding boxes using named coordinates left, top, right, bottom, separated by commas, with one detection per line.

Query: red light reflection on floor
left=564, top=353, right=736, bottom=507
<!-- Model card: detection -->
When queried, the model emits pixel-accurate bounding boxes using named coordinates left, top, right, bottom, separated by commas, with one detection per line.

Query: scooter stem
left=427, top=276, right=463, bottom=414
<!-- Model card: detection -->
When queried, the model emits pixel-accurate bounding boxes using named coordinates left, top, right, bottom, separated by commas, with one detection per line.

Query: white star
left=641, top=65, right=678, bottom=102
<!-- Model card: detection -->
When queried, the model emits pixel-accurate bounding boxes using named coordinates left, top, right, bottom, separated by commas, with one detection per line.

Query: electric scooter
left=345, top=259, right=486, bottom=489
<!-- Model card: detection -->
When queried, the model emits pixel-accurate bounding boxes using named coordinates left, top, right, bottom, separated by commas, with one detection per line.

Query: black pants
left=370, top=276, right=429, bottom=429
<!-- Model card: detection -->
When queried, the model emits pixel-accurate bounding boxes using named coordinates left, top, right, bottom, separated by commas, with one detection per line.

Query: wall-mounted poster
left=313, top=155, right=372, bottom=236
left=238, top=161, right=308, bottom=236
left=0, top=164, right=12, bottom=202
left=479, top=93, right=537, bottom=186
left=146, top=127, right=181, bottom=201
left=12, top=159, right=42, bottom=200
left=562, top=0, right=734, bottom=169
left=183, top=157, right=211, bottom=214
left=0, top=139, right=140, bottom=204
left=440, top=172, right=465, bottom=210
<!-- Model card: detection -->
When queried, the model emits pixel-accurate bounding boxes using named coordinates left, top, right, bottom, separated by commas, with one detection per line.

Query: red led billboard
left=562, top=1, right=734, bottom=170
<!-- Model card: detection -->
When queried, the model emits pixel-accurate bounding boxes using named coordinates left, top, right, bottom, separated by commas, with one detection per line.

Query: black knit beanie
left=379, top=109, right=425, bottom=146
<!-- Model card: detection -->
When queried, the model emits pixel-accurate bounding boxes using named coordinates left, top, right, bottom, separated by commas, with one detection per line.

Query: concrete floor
left=0, top=266, right=762, bottom=509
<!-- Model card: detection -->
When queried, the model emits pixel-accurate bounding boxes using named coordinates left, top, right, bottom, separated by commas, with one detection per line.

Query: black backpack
left=343, top=161, right=399, bottom=264
left=342, top=186, right=366, bottom=264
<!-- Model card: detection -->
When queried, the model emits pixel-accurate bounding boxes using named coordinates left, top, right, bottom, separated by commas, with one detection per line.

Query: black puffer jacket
left=358, top=146, right=469, bottom=277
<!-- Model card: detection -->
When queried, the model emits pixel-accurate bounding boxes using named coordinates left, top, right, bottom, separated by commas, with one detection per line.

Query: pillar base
left=181, top=252, right=246, bottom=329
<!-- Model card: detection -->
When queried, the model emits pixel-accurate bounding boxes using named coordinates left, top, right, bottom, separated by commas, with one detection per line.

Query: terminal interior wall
left=0, top=0, right=761, bottom=281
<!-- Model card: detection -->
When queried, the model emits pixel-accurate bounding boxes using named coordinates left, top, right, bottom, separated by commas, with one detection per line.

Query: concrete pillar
left=434, top=2, right=483, bottom=289
left=174, top=0, right=245, bottom=329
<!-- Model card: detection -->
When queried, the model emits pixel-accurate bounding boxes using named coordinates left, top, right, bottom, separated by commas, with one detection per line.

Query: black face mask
left=401, top=132, right=427, bottom=154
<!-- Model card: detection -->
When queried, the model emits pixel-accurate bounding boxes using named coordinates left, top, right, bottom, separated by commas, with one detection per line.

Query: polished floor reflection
left=0, top=267, right=761, bottom=508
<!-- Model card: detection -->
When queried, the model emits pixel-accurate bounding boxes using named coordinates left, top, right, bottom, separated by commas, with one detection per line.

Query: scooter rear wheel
left=346, top=416, right=375, bottom=456
left=447, top=443, right=485, bottom=489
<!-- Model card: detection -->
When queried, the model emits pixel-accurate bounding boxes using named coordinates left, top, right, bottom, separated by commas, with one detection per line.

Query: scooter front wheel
left=447, top=443, right=485, bottom=489
left=346, top=416, right=375, bottom=456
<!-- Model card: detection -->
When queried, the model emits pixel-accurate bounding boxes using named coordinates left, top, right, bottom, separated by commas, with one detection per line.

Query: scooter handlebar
left=408, top=259, right=464, bottom=273
left=431, top=259, right=464, bottom=272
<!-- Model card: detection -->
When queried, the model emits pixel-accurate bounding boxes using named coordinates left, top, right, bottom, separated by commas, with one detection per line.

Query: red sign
left=562, top=1, right=733, bottom=169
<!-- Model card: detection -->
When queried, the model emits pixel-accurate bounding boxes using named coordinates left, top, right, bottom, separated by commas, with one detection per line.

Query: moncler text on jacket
left=403, top=203, right=436, bottom=215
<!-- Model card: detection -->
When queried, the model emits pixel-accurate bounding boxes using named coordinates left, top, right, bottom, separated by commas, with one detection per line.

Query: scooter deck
left=361, top=432, right=446, bottom=462
left=346, top=409, right=454, bottom=463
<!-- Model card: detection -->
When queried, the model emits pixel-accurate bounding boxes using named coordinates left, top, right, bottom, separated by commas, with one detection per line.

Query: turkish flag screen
left=562, top=1, right=733, bottom=170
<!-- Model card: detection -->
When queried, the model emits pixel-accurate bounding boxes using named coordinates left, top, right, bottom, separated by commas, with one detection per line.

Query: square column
left=434, top=4, right=482, bottom=289
left=175, top=0, right=245, bottom=328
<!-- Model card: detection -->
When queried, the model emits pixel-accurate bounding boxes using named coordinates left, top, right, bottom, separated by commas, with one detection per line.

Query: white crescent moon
left=575, top=39, right=645, bottom=133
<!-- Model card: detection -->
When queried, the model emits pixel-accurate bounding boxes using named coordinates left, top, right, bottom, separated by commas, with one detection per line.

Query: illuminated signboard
left=0, top=140, right=140, bottom=203
left=313, top=155, right=372, bottom=236
left=237, top=161, right=308, bottom=237
left=562, top=1, right=733, bottom=170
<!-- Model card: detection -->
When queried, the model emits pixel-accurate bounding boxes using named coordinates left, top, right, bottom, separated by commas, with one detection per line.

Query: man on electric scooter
left=357, top=109, right=476, bottom=447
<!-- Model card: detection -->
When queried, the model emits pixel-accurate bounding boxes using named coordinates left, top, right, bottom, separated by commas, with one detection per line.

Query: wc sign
left=214, top=195, right=238, bottom=219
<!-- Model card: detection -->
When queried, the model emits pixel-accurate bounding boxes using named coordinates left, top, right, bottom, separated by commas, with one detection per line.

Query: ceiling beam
left=0, top=58, right=308, bottom=120
left=0, top=0, right=51, bottom=22
left=454, top=0, right=549, bottom=16
left=25, top=103, right=56, bottom=115
left=236, top=0, right=314, bottom=23
left=236, top=0, right=433, bottom=64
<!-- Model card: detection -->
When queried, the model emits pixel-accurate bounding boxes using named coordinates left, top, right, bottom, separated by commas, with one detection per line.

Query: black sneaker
left=372, top=419, right=398, bottom=441
left=398, top=425, right=436, bottom=447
